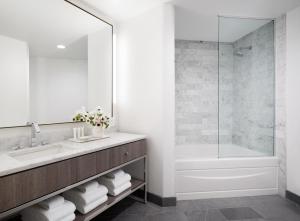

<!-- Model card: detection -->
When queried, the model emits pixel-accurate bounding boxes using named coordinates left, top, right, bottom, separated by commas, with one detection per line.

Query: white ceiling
left=174, top=0, right=300, bottom=41
left=81, top=0, right=171, bottom=22
left=174, top=0, right=300, bottom=18
left=82, top=0, right=300, bottom=41
left=1, top=0, right=299, bottom=53
left=0, top=0, right=110, bottom=59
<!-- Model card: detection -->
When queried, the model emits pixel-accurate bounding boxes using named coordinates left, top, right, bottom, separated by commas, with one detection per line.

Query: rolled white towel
left=98, top=173, right=131, bottom=189
left=76, top=180, right=99, bottom=193
left=21, top=200, right=76, bottom=221
left=76, top=195, right=108, bottom=214
left=38, top=195, right=65, bottom=210
left=60, top=213, right=76, bottom=221
left=106, top=169, right=125, bottom=179
left=63, top=185, right=108, bottom=206
left=108, top=182, right=132, bottom=196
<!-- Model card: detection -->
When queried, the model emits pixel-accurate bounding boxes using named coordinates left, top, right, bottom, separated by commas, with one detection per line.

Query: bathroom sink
left=8, top=144, right=73, bottom=162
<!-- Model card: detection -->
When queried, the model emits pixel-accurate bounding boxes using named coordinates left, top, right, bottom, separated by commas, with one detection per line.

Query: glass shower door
left=218, top=16, right=275, bottom=158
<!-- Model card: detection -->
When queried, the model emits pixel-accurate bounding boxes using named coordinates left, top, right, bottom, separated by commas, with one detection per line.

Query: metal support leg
left=129, top=156, right=147, bottom=204
left=144, top=156, right=148, bottom=204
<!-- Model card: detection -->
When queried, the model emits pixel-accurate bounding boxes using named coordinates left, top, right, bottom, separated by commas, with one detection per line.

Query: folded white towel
left=60, top=213, right=76, bottom=221
left=99, top=173, right=131, bottom=189
left=108, top=182, right=132, bottom=196
left=63, top=185, right=108, bottom=206
left=106, top=169, right=125, bottom=179
left=76, top=195, right=108, bottom=214
left=38, top=195, right=65, bottom=210
left=76, top=180, right=99, bottom=193
left=21, top=200, right=76, bottom=221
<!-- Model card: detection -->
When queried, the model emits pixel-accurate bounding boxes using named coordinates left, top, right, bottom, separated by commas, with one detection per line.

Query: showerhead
left=238, top=46, right=252, bottom=51
left=234, top=51, right=244, bottom=57
left=234, top=45, right=252, bottom=57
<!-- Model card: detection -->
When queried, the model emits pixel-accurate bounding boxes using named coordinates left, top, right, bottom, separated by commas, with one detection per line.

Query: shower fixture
left=234, top=45, right=252, bottom=57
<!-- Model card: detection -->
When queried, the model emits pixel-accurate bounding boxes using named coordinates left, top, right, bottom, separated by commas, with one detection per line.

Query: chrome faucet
left=28, top=122, right=41, bottom=147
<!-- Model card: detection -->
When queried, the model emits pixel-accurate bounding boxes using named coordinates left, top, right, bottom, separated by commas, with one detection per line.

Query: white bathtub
left=175, top=144, right=279, bottom=200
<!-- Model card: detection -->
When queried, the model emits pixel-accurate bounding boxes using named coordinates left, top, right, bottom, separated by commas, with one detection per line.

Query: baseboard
left=176, top=188, right=278, bottom=200
left=148, top=192, right=177, bottom=207
left=286, top=190, right=300, bottom=205
left=133, top=190, right=177, bottom=207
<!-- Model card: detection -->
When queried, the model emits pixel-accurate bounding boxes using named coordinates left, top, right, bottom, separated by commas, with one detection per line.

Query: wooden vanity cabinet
left=0, top=159, right=77, bottom=214
left=0, top=140, right=146, bottom=215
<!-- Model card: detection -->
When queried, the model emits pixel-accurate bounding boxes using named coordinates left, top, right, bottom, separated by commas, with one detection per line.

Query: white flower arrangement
left=73, top=107, right=110, bottom=129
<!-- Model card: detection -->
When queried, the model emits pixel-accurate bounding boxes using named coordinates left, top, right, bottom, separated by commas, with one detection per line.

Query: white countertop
left=0, top=132, right=146, bottom=177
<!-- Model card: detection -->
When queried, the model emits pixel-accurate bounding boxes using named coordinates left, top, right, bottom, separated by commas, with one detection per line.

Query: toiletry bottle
left=81, top=127, right=85, bottom=137
left=77, top=127, right=81, bottom=139
left=73, top=128, right=77, bottom=139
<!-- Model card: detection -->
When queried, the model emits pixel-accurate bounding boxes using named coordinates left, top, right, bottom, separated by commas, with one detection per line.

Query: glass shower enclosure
left=218, top=16, right=275, bottom=157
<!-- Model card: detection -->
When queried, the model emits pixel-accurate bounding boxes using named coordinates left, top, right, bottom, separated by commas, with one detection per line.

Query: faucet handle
left=11, top=145, right=22, bottom=151
left=41, top=140, right=49, bottom=146
left=33, top=122, right=40, bottom=133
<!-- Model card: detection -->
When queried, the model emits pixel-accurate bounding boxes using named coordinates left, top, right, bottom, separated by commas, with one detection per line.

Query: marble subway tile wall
left=0, top=124, right=76, bottom=152
left=0, top=127, right=31, bottom=152
left=175, top=40, right=218, bottom=146
left=219, top=44, right=234, bottom=144
left=231, top=21, right=275, bottom=155
left=175, top=40, right=233, bottom=146
left=176, top=22, right=276, bottom=155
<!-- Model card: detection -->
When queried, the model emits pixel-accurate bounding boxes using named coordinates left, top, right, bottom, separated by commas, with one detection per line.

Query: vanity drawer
left=126, top=139, right=147, bottom=160
left=96, top=149, right=111, bottom=173
left=76, top=153, right=97, bottom=181
left=109, top=140, right=146, bottom=168
left=0, top=159, right=77, bottom=213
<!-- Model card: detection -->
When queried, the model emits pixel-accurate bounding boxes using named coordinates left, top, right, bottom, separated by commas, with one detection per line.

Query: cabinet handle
left=124, top=151, right=129, bottom=156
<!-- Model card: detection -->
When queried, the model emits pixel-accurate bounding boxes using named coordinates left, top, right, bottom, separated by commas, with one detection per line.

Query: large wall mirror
left=0, top=0, right=113, bottom=127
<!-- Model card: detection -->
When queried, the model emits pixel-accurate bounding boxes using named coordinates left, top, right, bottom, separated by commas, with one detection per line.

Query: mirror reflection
left=0, top=0, right=113, bottom=127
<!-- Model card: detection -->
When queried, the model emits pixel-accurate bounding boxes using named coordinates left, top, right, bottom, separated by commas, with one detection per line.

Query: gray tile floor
left=93, top=195, right=300, bottom=221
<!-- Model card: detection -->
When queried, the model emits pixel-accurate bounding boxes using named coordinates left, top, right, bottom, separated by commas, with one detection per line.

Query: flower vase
left=92, top=126, right=105, bottom=138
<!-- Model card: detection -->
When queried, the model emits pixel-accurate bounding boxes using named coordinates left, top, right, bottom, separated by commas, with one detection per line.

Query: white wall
left=286, top=6, right=300, bottom=196
left=30, top=57, right=88, bottom=124
left=162, top=4, right=175, bottom=197
left=0, top=35, right=29, bottom=127
left=117, top=4, right=175, bottom=198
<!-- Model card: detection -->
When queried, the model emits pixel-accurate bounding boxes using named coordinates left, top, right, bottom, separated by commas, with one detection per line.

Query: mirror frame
left=0, top=0, right=114, bottom=129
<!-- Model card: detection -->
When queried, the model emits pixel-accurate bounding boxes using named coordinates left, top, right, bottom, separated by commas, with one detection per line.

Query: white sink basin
left=8, top=144, right=73, bottom=162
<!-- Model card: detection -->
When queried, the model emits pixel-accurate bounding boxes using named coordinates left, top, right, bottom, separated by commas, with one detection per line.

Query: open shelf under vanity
left=75, top=178, right=145, bottom=221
